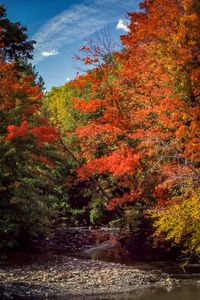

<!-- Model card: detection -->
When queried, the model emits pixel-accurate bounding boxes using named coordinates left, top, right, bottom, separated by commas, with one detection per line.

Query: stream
left=52, top=285, right=200, bottom=300
left=2, top=226, right=200, bottom=300
left=47, top=227, right=200, bottom=300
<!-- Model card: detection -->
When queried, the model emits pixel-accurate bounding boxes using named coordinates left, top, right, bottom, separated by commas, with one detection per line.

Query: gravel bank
left=0, top=255, right=174, bottom=299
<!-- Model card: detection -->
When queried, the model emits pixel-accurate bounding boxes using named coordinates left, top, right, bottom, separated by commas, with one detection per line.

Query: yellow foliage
left=149, top=184, right=200, bottom=253
left=43, top=85, right=85, bottom=133
left=44, top=86, right=73, bottom=130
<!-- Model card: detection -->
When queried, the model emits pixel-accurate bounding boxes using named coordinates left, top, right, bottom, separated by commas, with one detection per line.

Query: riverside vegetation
left=0, top=0, right=199, bottom=297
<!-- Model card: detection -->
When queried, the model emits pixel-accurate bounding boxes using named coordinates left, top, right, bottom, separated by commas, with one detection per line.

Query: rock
left=0, top=256, right=172, bottom=299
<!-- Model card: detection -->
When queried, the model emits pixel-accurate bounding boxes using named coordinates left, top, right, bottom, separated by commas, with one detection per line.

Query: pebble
left=0, top=256, right=172, bottom=299
left=0, top=226, right=179, bottom=299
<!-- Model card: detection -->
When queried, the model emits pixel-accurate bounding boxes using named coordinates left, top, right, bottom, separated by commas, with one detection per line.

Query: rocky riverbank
left=0, top=255, right=174, bottom=299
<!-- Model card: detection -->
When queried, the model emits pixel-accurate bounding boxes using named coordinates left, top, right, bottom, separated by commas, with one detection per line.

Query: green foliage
left=89, top=197, right=105, bottom=224
left=124, top=203, right=144, bottom=232
left=70, top=208, right=87, bottom=225
left=1, top=0, right=198, bottom=260
left=0, top=138, right=59, bottom=252
left=0, top=5, right=71, bottom=255
left=108, top=218, right=123, bottom=229
left=0, top=5, right=35, bottom=62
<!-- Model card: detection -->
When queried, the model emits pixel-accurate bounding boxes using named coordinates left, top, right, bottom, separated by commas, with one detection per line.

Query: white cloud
left=32, top=0, right=134, bottom=64
left=116, top=19, right=130, bottom=32
left=41, top=50, right=59, bottom=57
left=66, top=77, right=71, bottom=82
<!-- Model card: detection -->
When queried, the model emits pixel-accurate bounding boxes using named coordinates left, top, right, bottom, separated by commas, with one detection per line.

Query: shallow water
left=32, top=228, right=200, bottom=300
left=45, top=285, right=200, bottom=300
left=136, top=286, right=200, bottom=300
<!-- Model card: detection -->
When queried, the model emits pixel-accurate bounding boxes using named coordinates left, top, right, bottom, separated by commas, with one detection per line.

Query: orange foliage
left=30, top=126, right=58, bottom=143
left=1, top=35, right=58, bottom=170
left=73, top=98, right=105, bottom=113
left=77, top=147, right=141, bottom=180
left=71, top=0, right=199, bottom=211
left=0, top=61, right=18, bottom=110
left=6, top=121, right=28, bottom=141
left=31, top=154, right=56, bottom=168
left=6, top=122, right=58, bottom=144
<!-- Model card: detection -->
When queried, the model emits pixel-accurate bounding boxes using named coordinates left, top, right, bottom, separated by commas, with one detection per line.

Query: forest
left=0, top=0, right=199, bottom=265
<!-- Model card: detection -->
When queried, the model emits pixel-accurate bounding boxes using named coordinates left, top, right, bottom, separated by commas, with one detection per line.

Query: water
left=34, top=227, right=200, bottom=300
left=48, top=285, right=200, bottom=300
left=62, top=228, right=200, bottom=300
left=136, top=286, right=200, bottom=300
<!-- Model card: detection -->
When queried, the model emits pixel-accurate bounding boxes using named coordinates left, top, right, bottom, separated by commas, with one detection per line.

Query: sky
left=1, top=0, right=140, bottom=90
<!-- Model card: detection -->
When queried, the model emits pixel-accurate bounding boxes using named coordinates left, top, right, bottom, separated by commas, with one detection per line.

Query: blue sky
left=2, top=0, right=140, bottom=90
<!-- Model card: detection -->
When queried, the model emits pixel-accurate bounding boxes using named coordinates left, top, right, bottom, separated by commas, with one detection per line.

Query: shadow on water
left=70, top=245, right=182, bottom=276
left=12, top=227, right=200, bottom=300
left=38, top=285, right=200, bottom=300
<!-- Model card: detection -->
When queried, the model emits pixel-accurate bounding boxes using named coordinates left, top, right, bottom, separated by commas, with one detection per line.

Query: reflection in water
left=47, top=286, right=200, bottom=300
left=135, top=286, right=200, bottom=300
left=33, top=228, right=200, bottom=300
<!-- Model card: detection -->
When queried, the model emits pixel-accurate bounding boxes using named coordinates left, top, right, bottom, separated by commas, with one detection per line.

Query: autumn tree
left=0, top=7, right=68, bottom=254
left=63, top=0, right=200, bottom=251
left=40, top=0, right=199, bottom=255
left=121, top=0, right=200, bottom=252
left=75, top=27, right=119, bottom=69
left=44, top=80, right=112, bottom=225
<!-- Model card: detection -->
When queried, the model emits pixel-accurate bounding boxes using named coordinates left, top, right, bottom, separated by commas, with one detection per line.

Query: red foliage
left=77, top=148, right=141, bottom=180
left=31, top=154, right=55, bottom=168
left=30, top=126, right=58, bottom=143
left=73, top=98, right=105, bottom=113
left=6, top=121, right=28, bottom=141
left=6, top=122, right=58, bottom=144
left=71, top=0, right=199, bottom=211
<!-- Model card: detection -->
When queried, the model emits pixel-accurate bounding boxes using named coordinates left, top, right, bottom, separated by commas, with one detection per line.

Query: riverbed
left=0, top=226, right=200, bottom=299
left=0, top=255, right=174, bottom=299
left=50, top=285, right=200, bottom=300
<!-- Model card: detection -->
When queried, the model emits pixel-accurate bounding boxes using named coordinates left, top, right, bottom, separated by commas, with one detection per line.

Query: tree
left=0, top=56, right=61, bottom=253
left=0, top=5, right=35, bottom=62
left=65, top=0, right=199, bottom=251
left=75, top=27, right=119, bottom=69
left=41, top=0, right=199, bottom=254
left=0, top=7, right=64, bottom=254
